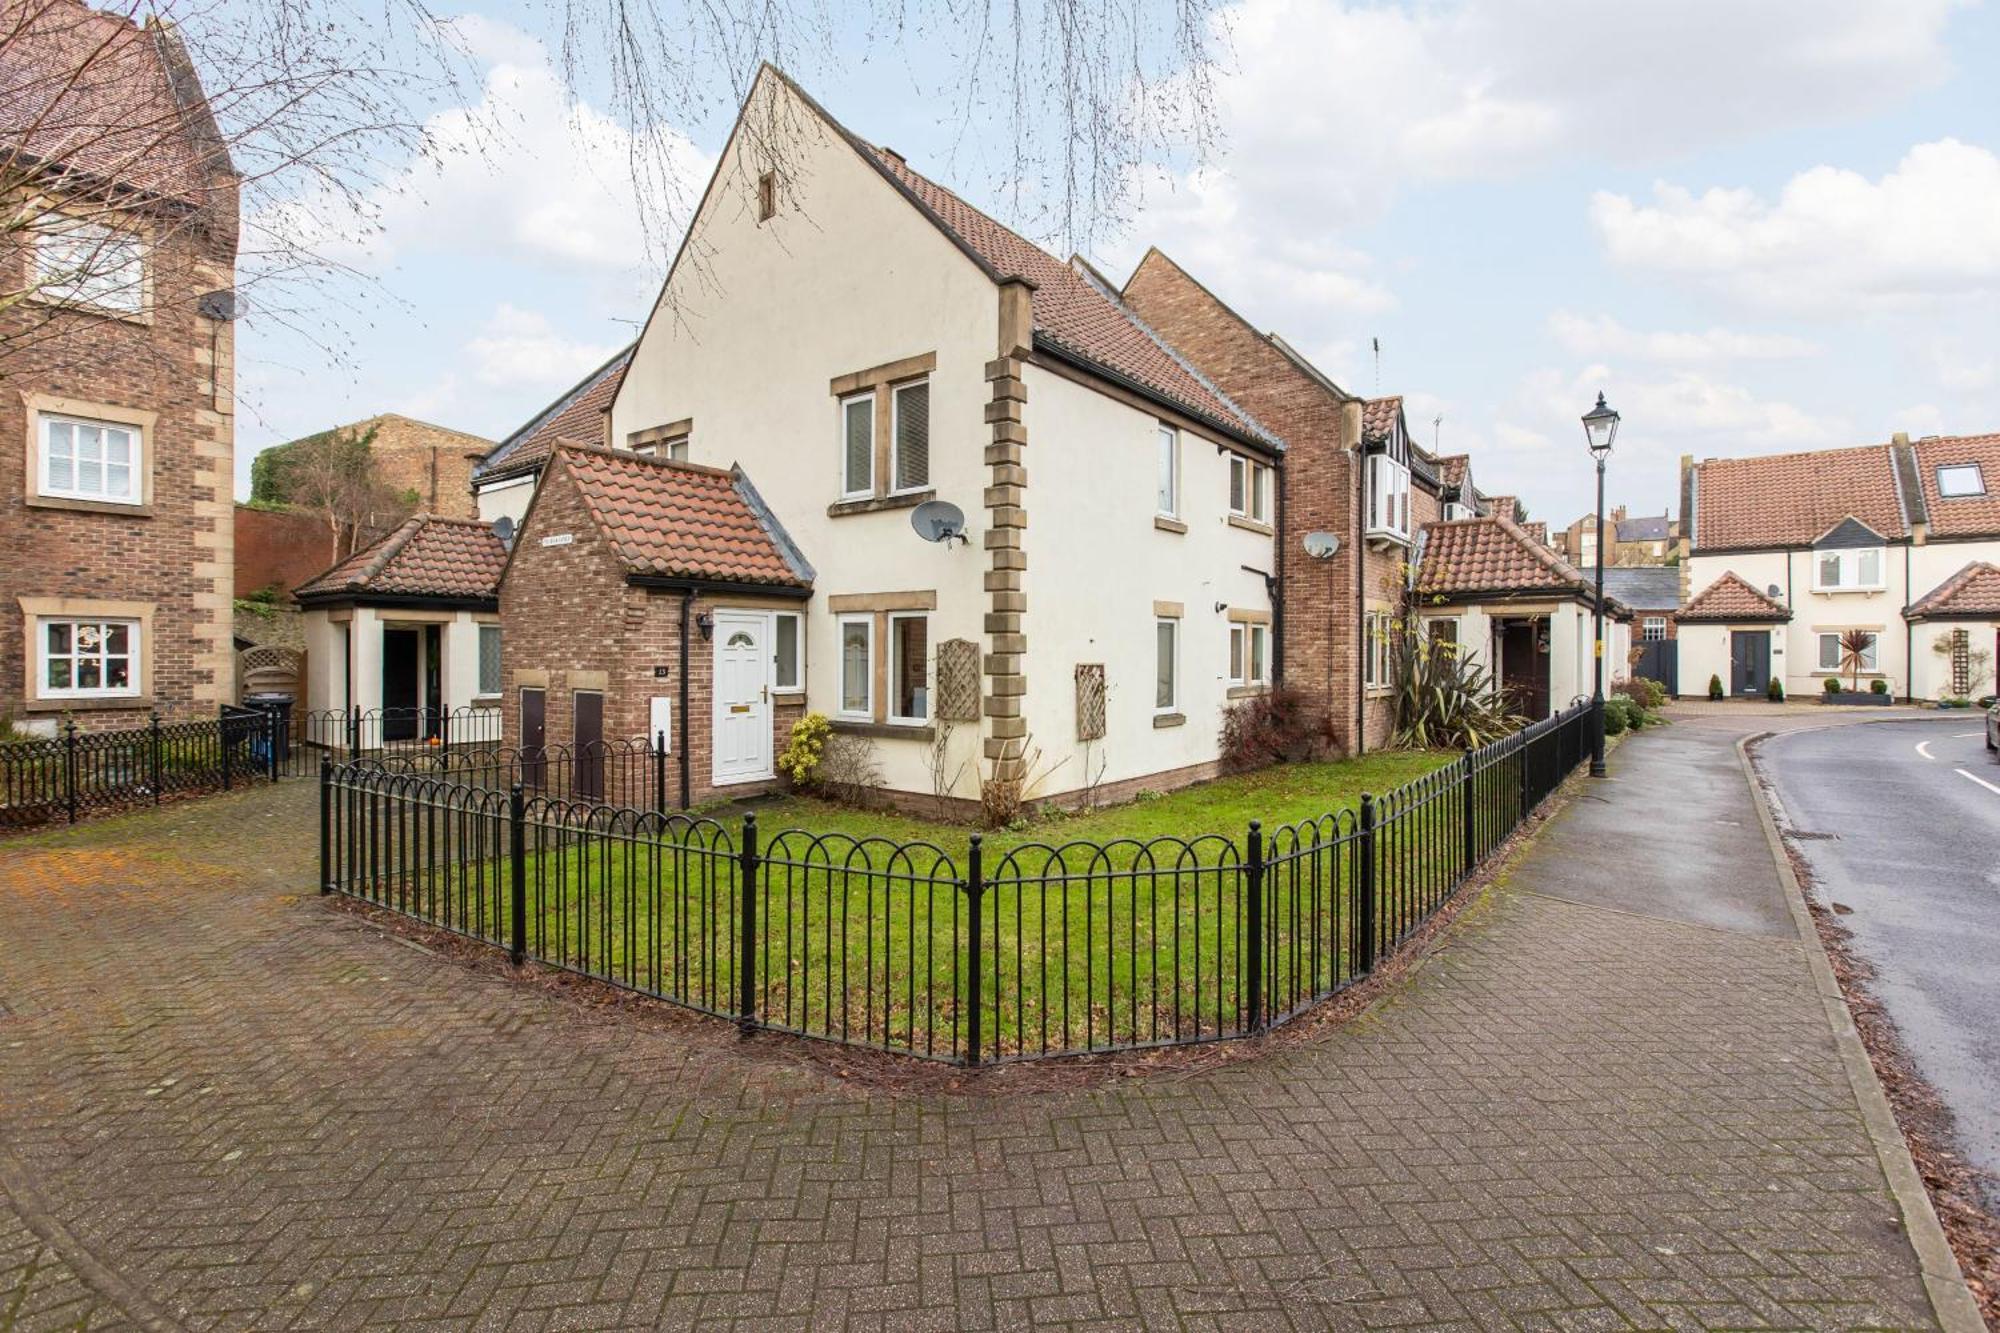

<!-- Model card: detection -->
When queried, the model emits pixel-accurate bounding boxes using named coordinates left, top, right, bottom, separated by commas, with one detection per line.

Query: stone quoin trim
left=982, top=277, right=1034, bottom=774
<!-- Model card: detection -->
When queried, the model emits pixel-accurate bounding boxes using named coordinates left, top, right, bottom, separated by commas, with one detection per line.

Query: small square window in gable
left=757, top=170, right=777, bottom=222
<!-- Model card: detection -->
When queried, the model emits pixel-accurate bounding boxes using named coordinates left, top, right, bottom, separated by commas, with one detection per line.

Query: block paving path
left=0, top=720, right=1944, bottom=1330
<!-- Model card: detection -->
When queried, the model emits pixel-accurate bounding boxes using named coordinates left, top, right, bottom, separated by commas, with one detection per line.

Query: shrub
left=1614, top=677, right=1665, bottom=711
left=1766, top=676, right=1785, bottom=702
left=1637, top=677, right=1666, bottom=708
left=1602, top=696, right=1640, bottom=735
left=1708, top=673, right=1724, bottom=701
left=1870, top=678, right=1889, bottom=695
left=817, top=734, right=883, bottom=808
left=1220, top=684, right=1334, bottom=771
left=776, top=712, right=833, bottom=787
left=1389, top=630, right=1519, bottom=750
left=1823, top=676, right=1842, bottom=696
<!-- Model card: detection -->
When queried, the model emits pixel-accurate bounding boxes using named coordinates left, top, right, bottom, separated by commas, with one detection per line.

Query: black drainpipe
left=1903, top=544, right=1913, bottom=702
left=1272, top=462, right=1287, bottom=684
left=1354, top=440, right=1368, bottom=755
left=678, top=590, right=693, bottom=809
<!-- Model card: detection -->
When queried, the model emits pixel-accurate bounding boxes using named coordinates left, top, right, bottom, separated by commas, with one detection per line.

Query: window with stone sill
left=35, top=218, right=144, bottom=314
left=39, top=617, right=139, bottom=697
left=1813, top=547, right=1883, bottom=592
left=39, top=413, right=140, bottom=504
left=1228, top=454, right=1270, bottom=524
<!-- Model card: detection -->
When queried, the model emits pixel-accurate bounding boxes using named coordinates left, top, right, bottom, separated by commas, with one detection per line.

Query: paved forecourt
left=0, top=718, right=1946, bottom=1330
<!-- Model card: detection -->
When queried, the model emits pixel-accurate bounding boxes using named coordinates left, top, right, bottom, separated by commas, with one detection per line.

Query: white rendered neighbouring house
left=500, top=66, right=1281, bottom=807
left=1679, top=431, right=2000, bottom=701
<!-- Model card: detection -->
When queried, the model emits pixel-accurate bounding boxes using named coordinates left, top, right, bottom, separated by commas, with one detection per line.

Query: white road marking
left=1915, top=739, right=1938, bottom=761
left=1955, top=731, right=1982, bottom=738
left=1956, top=767, right=2000, bottom=797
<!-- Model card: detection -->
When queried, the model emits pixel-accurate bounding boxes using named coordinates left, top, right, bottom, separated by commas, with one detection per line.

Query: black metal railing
left=337, top=735, right=670, bottom=808
left=1, top=705, right=282, bottom=828
left=294, top=706, right=505, bottom=765
left=322, top=700, right=1598, bottom=1064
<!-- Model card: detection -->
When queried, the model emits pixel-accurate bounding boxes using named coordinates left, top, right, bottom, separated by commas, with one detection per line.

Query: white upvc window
left=35, top=218, right=144, bottom=313
left=1156, top=424, right=1179, bottom=517
left=837, top=615, right=873, bottom=717
left=39, top=413, right=140, bottom=504
left=1813, top=547, right=1885, bottom=591
left=1641, top=617, right=1667, bottom=643
left=839, top=392, right=874, bottom=498
left=890, top=378, right=930, bottom=493
left=772, top=612, right=802, bottom=692
left=1229, top=622, right=1269, bottom=687
left=38, top=617, right=139, bottom=697
left=887, top=612, right=930, bottom=724
left=1228, top=454, right=1270, bottom=523
left=477, top=624, right=503, bottom=695
left=1154, top=616, right=1179, bottom=712
left=1937, top=463, right=1985, bottom=498
left=1365, top=452, right=1410, bottom=540
left=1363, top=610, right=1391, bottom=688
left=634, top=435, right=689, bottom=461
left=1818, top=631, right=1879, bottom=672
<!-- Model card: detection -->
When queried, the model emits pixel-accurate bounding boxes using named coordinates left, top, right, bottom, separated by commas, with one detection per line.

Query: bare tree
left=252, top=422, right=409, bottom=559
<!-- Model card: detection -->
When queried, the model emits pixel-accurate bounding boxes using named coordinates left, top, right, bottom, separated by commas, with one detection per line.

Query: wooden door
left=520, top=687, right=546, bottom=790
left=572, top=690, right=604, bottom=801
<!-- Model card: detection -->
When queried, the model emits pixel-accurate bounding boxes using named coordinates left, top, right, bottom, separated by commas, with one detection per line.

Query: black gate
left=1634, top=639, right=1678, bottom=695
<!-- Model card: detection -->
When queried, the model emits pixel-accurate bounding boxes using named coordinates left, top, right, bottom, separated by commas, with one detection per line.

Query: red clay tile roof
left=0, top=0, right=223, bottom=204
left=867, top=150, right=1269, bottom=445
left=1679, top=571, right=1791, bottom=623
left=1521, top=520, right=1549, bottom=547
left=1361, top=396, right=1403, bottom=443
left=1435, top=454, right=1470, bottom=488
left=1906, top=561, right=2000, bottom=619
left=1416, top=516, right=1597, bottom=599
left=1484, top=495, right=1521, bottom=523
left=554, top=447, right=810, bottom=588
left=295, top=515, right=507, bottom=602
left=476, top=346, right=634, bottom=480
left=1692, top=444, right=1907, bottom=550
left=1912, top=433, right=2000, bottom=539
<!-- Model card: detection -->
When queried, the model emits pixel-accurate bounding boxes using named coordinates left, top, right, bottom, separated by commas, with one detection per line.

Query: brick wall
left=363, top=416, right=489, bottom=521
left=235, top=504, right=336, bottom=597
left=1123, top=251, right=1391, bottom=753
left=1, top=198, right=236, bottom=730
left=497, top=457, right=799, bottom=808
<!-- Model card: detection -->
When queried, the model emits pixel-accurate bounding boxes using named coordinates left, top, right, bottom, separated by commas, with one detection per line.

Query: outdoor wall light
left=695, top=611, right=714, bottom=641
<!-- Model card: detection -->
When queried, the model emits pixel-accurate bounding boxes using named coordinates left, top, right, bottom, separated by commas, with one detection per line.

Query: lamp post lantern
left=1582, top=392, right=1619, bottom=777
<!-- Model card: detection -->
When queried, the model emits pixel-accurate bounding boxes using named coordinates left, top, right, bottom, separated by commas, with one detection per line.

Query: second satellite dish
left=911, top=499, right=969, bottom=545
left=1302, top=531, right=1341, bottom=560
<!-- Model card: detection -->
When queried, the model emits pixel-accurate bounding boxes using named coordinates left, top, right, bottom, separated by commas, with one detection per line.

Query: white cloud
left=1590, top=139, right=2000, bottom=312
left=1928, top=339, right=1997, bottom=392
left=1547, top=312, right=1818, bottom=364
left=466, top=305, right=622, bottom=387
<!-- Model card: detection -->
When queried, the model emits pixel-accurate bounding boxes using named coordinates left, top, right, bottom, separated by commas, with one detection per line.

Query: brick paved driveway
left=0, top=721, right=1941, bottom=1330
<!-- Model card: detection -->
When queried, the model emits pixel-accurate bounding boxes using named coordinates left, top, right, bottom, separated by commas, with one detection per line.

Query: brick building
left=498, top=445, right=812, bottom=805
left=1120, top=249, right=1439, bottom=751
left=2, top=0, right=238, bottom=732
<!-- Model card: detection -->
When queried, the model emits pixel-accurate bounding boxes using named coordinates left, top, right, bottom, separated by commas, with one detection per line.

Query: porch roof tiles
left=1906, top=561, right=2000, bottom=620
left=1678, top=571, right=1791, bottom=623
left=554, top=446, right=812, bottom=588
left=1416, top=515, right=1597, bottom=600
left=294, top=514, right=507, bottom=603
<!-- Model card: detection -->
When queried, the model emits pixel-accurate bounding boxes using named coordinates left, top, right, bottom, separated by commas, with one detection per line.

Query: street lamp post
left=1581, top=392, right=1620, bottom=778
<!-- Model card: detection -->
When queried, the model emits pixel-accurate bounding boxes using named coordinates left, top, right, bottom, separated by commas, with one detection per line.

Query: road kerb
left=1737, top=732, right=1985, bottom=1333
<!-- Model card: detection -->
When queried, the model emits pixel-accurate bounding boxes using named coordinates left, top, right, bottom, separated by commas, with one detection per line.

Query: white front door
left=712, top=611, right=773, bottom=785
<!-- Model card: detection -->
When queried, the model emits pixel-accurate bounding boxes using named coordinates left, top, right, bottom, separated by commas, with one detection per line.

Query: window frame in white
left=36, top=616, right=140, bottom=699
left=771, top=612, right=803, bottom=693
left=1812, top=546, right=1886, bottom=592
left=1641, top=617, right=1668, bottom=643
left=1227, top=621, right=1269, bottom=687
left=836, top=614, right=874, bottom=718
left=889, top=377, right=931, bottom=495
left=1154, top=616, right=1180, bottom=713
left=1156, top=424, right=1179, bottom=518
left=1228, top=454, right=1271, bottom=524
left=38, top=412, right=141, bottom=505
left=476, top=624, right=503, bottom=696
left=1363, top=609, right=1393, bottom=689
left=838, top=391, right=875, bottom=499
left=886, top=611, right=931, bottom=725
left=1817, top=631, right=1879, bottom=673
left=1937, top=463, right=1986, bottom=498
left=1364, top=452, right=1411, bottom=542
left=34, top=217, right=145, bottom=315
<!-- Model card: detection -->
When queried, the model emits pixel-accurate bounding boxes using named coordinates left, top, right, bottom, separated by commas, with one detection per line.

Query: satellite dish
left=1302, top=531, right=1341, bottom=560
left=1767, top=584, right=1781, bottom=598
left=910, top=499, right=968, bottom=545
left=492, top=515, right=516, bottom=548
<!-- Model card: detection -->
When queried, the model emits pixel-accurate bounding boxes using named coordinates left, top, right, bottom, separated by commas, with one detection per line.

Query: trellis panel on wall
left=936, top=638, right=981, bottom=722
left=1075, top=663, right=1106, bottom=741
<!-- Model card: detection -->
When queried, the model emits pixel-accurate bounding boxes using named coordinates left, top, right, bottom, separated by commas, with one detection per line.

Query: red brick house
left=2, top=0, right=238, bottom=732
left=498, top=444, right=812, bottom=805
left=1120, top=249, right=1440, bottom=751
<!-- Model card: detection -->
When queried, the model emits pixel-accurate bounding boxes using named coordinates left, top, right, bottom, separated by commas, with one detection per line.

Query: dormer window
left=1814, top=547, right=1884, bottom=591
left=1937, top=463, right=1986, bottom=498
left=1365, top=452, right=1410, bottom=541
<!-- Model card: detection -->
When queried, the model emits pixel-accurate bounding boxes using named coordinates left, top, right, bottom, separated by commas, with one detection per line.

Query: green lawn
left=333, top=747, right=1477, bottom=1062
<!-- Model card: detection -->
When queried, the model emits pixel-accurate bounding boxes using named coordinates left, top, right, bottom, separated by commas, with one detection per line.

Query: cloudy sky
left=234, top=0, right=2000, bottom=527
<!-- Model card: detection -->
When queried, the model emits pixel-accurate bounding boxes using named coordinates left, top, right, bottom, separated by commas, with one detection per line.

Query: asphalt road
left=1759, top=715, right=2000, bottom=1199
